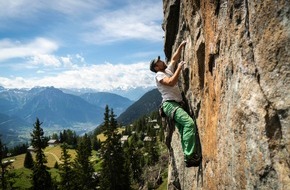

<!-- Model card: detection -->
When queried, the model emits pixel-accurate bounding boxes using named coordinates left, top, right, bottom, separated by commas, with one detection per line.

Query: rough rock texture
left=162, top=0, right=290, bottom=189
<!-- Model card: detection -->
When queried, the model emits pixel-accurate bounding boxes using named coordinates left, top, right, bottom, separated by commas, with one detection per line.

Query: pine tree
left=72, top=134, right=96, bottom=189
left=10, top=143, right=28, bottom=155
left=126, top=138, right=143, bottom=184
left=92, top=136, right=101, bottom=151
left=0, top=137, right=9, bottom=189
left=0, top=137, right=18, bottom=190
left=58, top=143, right=74, bottom=190
left=24, top=151, right=34, bottom=169
left=59, top=129, right=77, bottom=147
left=51, top=133, right=58, bottom=140
left=100, top=106, right=130, bottom=190
left=30, top=118, right=53, bottom=190
left=159, top=125, right=165, bottom=143
left=147, top=141, right=159, bottom=165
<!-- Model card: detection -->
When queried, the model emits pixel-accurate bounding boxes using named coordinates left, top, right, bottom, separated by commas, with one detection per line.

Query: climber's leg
left=162, top=101, right=180, bottom=118
left=162, top=101, right=196, bottom=158
left=174, top=107, right=196, bottom=158
left=174, top=122, right=184, bottom=149
left=162, top=101, right=180, bottom=136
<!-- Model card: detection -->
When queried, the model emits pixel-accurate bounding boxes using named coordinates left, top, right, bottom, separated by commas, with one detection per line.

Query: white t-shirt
left=155, top=63, right=183, bottom=102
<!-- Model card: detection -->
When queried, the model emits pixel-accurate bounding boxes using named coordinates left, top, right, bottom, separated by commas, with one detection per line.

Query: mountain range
left=0, top=86, right=161, bottom=147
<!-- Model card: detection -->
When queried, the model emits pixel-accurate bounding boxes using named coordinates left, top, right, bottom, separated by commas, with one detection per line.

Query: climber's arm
left=170, top=40, right=187, bottom=65
left=160, top=61, right=185, bottom=86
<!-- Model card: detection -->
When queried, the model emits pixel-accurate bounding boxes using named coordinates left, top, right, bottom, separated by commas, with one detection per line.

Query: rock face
left=162, top=0, right=290, bottom=189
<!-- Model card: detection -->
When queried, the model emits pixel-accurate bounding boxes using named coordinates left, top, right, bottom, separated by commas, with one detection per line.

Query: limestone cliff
left=162, top=0, right=290, bottom=189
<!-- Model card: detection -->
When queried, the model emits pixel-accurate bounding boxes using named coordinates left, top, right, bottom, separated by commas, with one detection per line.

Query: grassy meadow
left=3, top=127, right=168, bottom=189
left=4, top=144, right=99, bottom=189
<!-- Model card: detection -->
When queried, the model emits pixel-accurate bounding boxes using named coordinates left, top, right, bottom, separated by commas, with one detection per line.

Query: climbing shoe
left=185, top=153, right=201, bottom=167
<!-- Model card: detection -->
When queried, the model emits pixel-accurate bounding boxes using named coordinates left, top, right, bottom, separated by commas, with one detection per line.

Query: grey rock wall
left=162, top=0, right=290, bottom=189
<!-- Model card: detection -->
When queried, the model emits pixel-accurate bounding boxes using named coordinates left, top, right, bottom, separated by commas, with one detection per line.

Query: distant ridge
left=80, top=92, right=133, bottom=116
left=117, top=88, right=162, bottom=125
left=0, top=113, right=30, bottom=146
left=16, top=87, right=104, bottom=126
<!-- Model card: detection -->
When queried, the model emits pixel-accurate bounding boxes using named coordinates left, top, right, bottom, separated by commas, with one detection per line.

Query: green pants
left=162, top=101, right=196, bottom=159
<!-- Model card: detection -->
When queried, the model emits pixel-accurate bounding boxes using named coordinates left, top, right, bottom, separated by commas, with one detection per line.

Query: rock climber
left=149, top=40, right=200, bottom=167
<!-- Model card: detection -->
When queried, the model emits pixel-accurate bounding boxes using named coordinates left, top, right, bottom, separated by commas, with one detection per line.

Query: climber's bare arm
left=171, top=40, right=187, bottom=65
left=160, top=61, right=185, bottom=86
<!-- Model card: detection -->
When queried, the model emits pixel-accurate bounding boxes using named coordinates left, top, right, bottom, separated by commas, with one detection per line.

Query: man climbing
left=149, top=40, right=200, bottom=167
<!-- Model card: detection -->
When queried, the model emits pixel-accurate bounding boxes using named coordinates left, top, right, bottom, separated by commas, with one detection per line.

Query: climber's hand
left=180, top=40, right=187, bottom=48
left=177, top=61, right=186, bottom=70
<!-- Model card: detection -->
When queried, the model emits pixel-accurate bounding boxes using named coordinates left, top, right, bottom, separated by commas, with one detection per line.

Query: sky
left=0, top=0, right=164, bottom=94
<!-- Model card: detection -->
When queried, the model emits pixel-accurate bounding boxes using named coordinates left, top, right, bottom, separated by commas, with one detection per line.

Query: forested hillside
left=1, top=106, right=168, bottom=189
left=117, top=88, right=162, bottom=125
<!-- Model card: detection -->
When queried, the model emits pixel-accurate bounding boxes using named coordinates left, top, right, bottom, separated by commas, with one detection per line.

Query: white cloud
left=0, top=62, right=156, bottom=91
left=0, top=38, right=88, bottom=69
left=0, top=0, right=162, bottom=92
left=27, top=53, right=86, bottom=69
left=29, top=54, right=61, bottom=67
left=47, top=0, right=108, bottom=16
left=0, top=0, right=163, bottom=46
left=0, top=38, right=58, bottom=62
left=82, top=1, right=163, bottom=43
left=0, top=0, right=37, bottom=19
left=0, top=0, right=107, bottom=19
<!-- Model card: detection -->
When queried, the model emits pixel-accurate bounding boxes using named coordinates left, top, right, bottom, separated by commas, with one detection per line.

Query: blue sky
left=0, top=0, right=164, bottom=92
